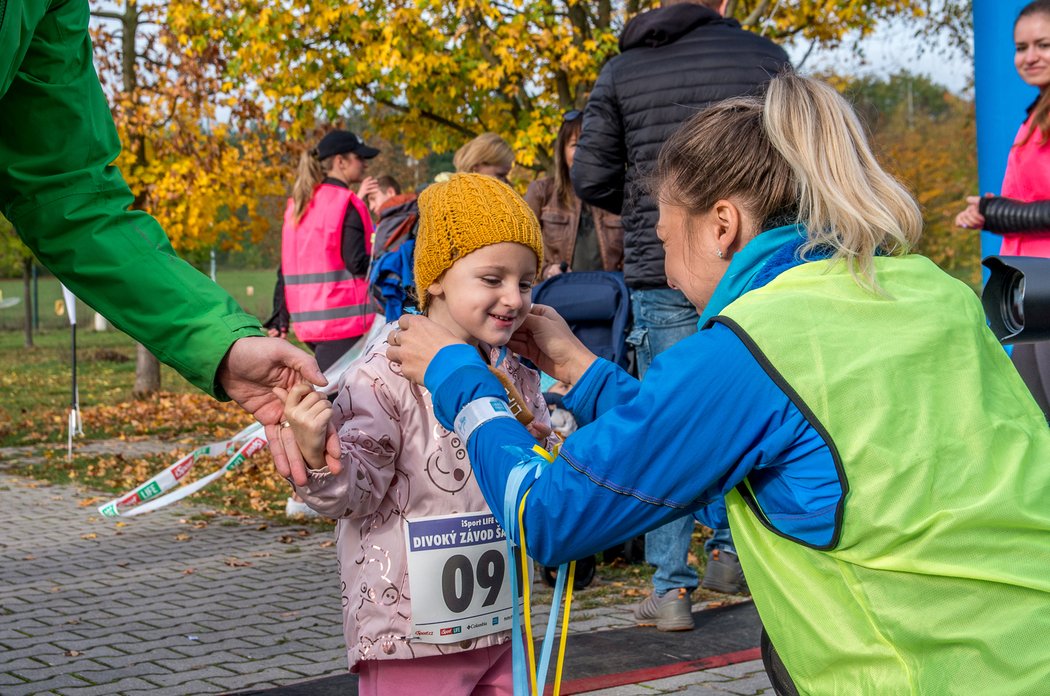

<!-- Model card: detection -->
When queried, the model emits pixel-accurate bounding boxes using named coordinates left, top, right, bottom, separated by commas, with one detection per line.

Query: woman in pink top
left=276, top=174, right=553, bottom=695
left=956, top=0, right=1050, bottom=417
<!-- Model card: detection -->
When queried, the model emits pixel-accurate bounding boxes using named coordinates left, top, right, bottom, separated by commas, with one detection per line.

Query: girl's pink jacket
left=293, top=323, right=552, bottom=671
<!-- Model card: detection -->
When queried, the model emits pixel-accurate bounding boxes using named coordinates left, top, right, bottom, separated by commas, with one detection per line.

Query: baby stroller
left=530, top=270, right=634, bottom=590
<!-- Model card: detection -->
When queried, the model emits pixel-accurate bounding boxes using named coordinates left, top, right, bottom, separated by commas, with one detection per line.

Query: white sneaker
left=285, top=497, right=322, bottom=519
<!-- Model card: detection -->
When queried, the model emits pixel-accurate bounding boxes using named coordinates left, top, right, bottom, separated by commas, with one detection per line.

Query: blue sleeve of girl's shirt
left=429, top=324, right=823, bottom=566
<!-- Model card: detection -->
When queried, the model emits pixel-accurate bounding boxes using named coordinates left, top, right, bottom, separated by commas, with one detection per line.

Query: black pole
left=71, top=322, right=77, bottom=410
left=31, top=263, right=39, bottom=330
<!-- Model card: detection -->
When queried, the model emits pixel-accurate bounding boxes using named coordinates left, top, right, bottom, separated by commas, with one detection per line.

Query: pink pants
left=357, top=643, right=513, bottom=696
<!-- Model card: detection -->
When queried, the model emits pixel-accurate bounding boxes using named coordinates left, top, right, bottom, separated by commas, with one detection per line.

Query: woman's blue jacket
left=423, top=225, right=839, bottom=563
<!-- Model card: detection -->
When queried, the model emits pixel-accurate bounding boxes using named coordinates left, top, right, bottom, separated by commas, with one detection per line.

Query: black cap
left=314, top=130, right=380, bottom=161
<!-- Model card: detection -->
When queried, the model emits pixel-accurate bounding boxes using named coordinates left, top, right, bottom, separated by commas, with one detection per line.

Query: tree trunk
left=132, top=343, right=161, bottom=398
left=22, top=258, right=32, bottom=348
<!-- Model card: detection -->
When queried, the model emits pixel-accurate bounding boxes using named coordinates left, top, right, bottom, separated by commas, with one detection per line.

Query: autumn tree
left=168, top=0, right=969, bottom=177
left=0, top=215, right=35, bottom=348
left=835, top=71, right=979, bottom=284
left=89, top=0, right=285, bottom=397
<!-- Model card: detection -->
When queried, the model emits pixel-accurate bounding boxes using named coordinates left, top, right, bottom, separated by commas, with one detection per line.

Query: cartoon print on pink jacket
left=294, top=323, right=552, bottom=671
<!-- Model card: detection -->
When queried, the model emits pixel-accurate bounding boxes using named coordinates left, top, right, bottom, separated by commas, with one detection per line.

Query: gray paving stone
left=10, top=658, right=116, bottom=683
left=53, top=676, right=162, bottom=695
left=704, top=659, right=766, bottom=679
left=583, top=684, right=657, bottom=695
left=0, top=642, right=77, bottom=663
left=294, top=634, right=347, bottom=652
left=136, top=665, right=239, bottom=689
left=0, top=656, right=57, bottom=672
left=207, top=665, right=316, bottom=690
left=678, top=687, right=747, bottom=696
left=218, top=653, right=326, bottom=676
left=714, top=674, right=774, bottom=695
left=72, top=661, right=176, bottom=681
left=225, top=641, right=313, bottom=661
left=158, top=639, right=257, bottom=660
left=272, top=660, right=346, bottom=678
left=153, top=651, right=273, bottom=673
left=639, top=670, right=729, bottom=690
left=88, top=650, right=184, bottom=671
left=0, top=671, right=31, bottom=686
left=1, top=672, right=91, bottom=694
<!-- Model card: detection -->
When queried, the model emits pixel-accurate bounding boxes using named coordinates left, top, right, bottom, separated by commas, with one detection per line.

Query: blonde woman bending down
left=386, top=74, right=1050, bottom=695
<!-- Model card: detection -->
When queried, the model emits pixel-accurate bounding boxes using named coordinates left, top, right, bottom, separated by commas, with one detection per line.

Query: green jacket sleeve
left=0, top=0, right=264, bottom=398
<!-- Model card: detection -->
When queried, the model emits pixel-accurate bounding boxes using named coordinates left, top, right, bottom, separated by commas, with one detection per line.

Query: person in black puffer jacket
left=571, top=0, right=790, bottom=632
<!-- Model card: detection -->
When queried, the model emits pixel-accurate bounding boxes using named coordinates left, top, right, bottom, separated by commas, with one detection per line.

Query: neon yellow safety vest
left=715, top=255, right=1050, bottom=695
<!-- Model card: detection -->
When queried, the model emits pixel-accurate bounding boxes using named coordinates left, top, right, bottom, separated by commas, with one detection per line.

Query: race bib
left=404, top=511, right=527, bottom=644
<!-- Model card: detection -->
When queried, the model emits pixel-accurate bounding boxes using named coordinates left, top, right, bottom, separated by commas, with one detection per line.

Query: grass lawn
left=0, top=267, right=278, bottom=331
left=0, top=327, right=199, bottom=442
left=0, top=266, right=289, bottom=443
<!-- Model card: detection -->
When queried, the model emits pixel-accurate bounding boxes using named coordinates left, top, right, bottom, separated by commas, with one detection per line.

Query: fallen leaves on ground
left=2, top=392, right=254, bottom=446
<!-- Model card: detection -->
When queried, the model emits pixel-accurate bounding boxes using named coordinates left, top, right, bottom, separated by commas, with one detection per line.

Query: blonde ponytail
left=763, top=74, right=923, bottom=286
left=292, top=149, right=324, bottom=223
left=653, top=73, right=923, bottom=292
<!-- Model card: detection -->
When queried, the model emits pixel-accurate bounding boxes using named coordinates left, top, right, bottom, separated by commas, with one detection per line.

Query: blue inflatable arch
left=974, top=1, right=1041, bottom=259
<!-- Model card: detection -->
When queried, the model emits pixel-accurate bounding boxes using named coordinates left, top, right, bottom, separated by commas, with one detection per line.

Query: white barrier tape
left=97, top=422, right=266, bottom=518
left=96, top=315, right=389, bottom=519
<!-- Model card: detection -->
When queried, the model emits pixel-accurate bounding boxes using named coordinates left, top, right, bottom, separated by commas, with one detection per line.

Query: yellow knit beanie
left=415, top=173, right=544, bottom=311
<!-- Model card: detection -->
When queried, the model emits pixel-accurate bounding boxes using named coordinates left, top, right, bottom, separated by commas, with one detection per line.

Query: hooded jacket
left=571, top=3, right=790, bottom=289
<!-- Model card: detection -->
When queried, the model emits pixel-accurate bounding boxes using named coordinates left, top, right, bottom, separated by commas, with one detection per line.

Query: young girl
left=278, top=173, right=552, bottom=695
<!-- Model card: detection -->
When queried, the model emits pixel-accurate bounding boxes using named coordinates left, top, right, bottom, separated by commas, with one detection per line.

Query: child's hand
left=274, top=384, right=332, bottom=470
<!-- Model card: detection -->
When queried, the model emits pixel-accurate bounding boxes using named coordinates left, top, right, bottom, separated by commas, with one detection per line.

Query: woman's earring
left=716, top=248, right=724, bottom=259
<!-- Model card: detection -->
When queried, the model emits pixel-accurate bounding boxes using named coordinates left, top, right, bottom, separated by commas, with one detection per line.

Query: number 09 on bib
left=404, top=511, right=528, bottom=644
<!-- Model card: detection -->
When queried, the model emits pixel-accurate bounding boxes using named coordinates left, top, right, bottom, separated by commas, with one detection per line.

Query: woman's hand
left=386, top=315, right=467, bottom=384
left=956, top=194, right=993, bottom=229
left=506, top=305, right=597, bottom=387
left=216, top=336, right=339, bottom=484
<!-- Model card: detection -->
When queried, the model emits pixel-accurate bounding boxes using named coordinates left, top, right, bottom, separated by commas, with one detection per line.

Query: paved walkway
left=0, top=469, right=772, bottom=695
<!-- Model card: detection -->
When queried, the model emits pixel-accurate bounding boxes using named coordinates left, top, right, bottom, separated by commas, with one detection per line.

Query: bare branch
left=742, top=0, right=772, bottom=27
left=90, top=10, right=124, bottom=21
left=375, top=97, right=477, bottom=139
left=795, top=37, right=818, bottom=70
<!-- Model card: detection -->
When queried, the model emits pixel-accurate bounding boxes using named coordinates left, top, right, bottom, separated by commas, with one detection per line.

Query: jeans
left=628, top=287, right=733, bottom=594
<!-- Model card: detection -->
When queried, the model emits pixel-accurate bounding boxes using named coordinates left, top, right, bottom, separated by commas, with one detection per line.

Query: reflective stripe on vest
left=282, top=184, right=376, bottom=342
left=716, top=255, right=1050, bottom=695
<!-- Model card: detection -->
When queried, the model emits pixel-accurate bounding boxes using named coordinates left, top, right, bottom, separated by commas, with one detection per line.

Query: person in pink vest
left=956, top=0, right=1050, bottom=417
left=280, top=130, right=381, bottom=372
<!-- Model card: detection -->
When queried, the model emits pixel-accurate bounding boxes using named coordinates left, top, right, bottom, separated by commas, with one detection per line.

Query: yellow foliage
left=159, top=0, right=944, bottom=174
left=91, top=1, right=286, bottom=253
